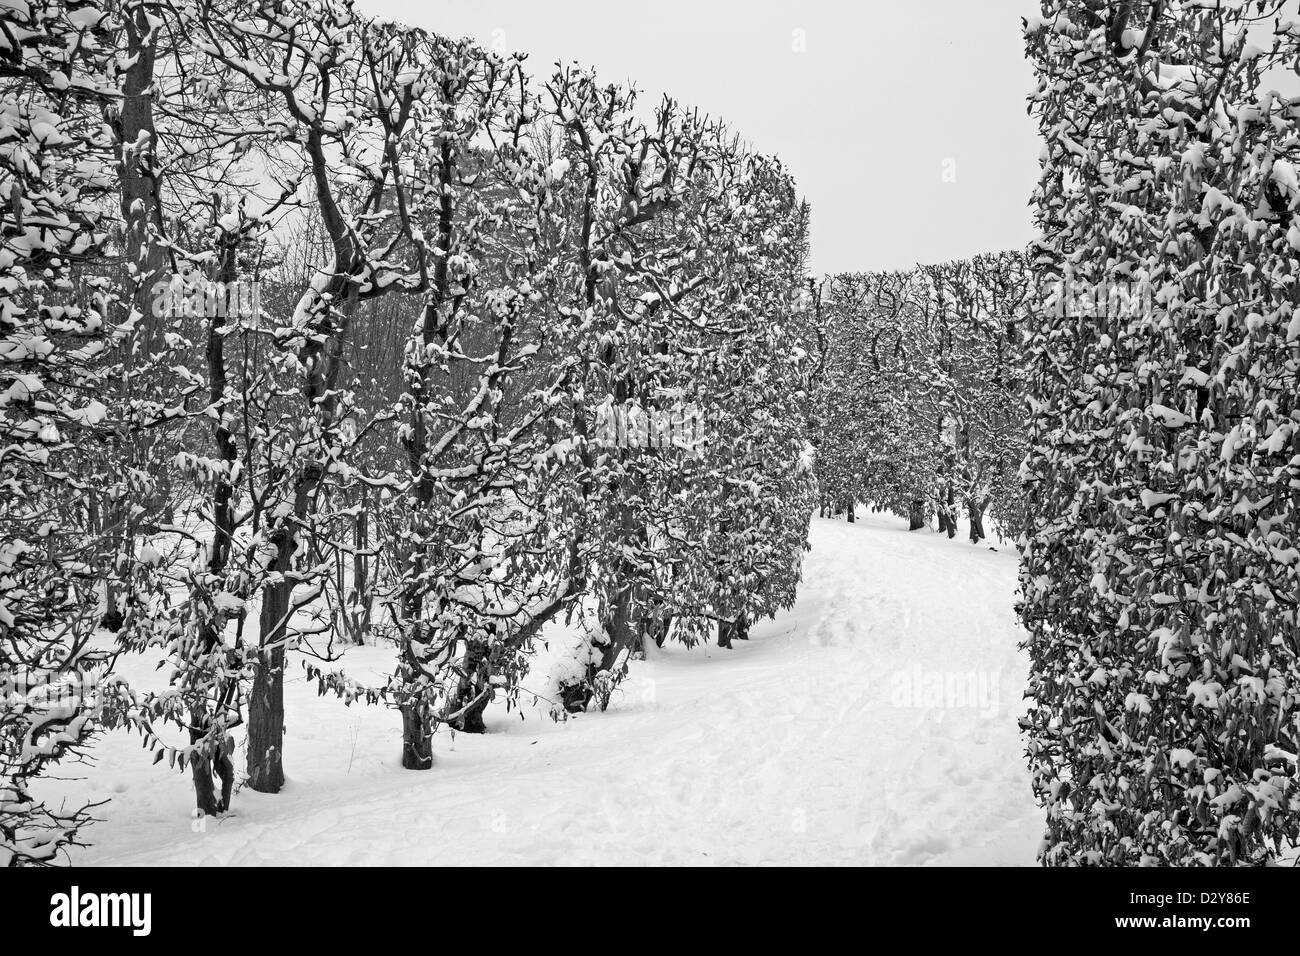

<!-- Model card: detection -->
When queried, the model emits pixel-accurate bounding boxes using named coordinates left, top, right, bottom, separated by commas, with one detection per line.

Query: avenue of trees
left=7, top=0, right=1300, bottom=872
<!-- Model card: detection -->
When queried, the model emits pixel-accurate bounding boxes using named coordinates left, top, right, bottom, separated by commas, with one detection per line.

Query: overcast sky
left=360, top=0, right=1041, bottom=276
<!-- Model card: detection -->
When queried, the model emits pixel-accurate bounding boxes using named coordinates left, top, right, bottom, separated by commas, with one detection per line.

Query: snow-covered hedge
left=0, top=0, right=121, bottom=866
left=1021, top=0, right=1300, bottom=865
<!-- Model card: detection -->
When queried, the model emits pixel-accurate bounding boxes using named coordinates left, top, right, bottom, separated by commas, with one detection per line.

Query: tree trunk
left=598, top=581, right=642, bottom=676
left=188, top=751, right=221, bottom=818
left=557, top=573, right=642, bottom=714
left=350, top=502, right=370, bottom=644
left=100, top=581, right=124, bottom=632
left=400, top=700, right=433, bottom=770
left=585, top=487, right=644, bottom=708
left=247, top=581, right=288, bottom=793
left=908, top=499, right=926, bottom=531
left=645, top=614, right=672, bottom=648
left=188, top=718, right=234, bottom=817
left=182, top=213, right=244, bottom=813
left=719, top=613, right=749, bottom=648
left=559, top=682, right=589, bottom=714
left=968, top=499, right=986, bottom=544
left=936, top=490, right=957, bottom=539
left=95, top=486, right=122, bottom=631
left=446, top=639, right=490, bottom=734
left=107, top=4, right=170, bottom=620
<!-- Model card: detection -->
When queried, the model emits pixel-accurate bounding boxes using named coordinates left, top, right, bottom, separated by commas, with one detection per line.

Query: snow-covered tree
left=112, top=0, right=455, bottom=807
left=376, top=33, right=572, bottom=766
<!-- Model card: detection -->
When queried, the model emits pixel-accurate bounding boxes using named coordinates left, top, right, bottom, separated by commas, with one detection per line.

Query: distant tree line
left=810, top=252, right=1031, bottom=544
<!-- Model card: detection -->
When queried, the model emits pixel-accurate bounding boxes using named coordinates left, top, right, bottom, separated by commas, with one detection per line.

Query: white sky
left=359, top=0, right=1042, bottom=276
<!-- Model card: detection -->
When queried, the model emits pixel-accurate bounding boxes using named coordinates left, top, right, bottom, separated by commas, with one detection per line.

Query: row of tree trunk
left=824, top=495, right=989, bottom=543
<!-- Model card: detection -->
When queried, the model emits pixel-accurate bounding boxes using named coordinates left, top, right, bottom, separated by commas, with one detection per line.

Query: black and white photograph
left=0, top=0, right=1296, bottom=928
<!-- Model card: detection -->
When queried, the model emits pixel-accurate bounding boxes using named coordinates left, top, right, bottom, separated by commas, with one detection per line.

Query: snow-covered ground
left=49, top=510, right=1041, bottom=866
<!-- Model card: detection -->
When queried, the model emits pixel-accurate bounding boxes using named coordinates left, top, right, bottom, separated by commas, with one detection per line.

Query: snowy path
left=60, top=511, right=1041, bottom=866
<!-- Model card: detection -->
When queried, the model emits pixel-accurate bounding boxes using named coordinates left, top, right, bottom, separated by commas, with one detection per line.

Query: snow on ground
left=47, top=509, right=1041, bottom=866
